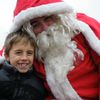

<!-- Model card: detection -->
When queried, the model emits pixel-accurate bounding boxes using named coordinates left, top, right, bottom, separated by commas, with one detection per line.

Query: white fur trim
left=10, top=2, right=73, bottom=33
left=78, top=20, right=100, bottom=55
left=0, top=56, right=5, bottom=64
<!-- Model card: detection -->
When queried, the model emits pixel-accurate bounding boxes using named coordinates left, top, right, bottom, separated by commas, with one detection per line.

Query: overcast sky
left=0, top=0, right=100, bottom=49
left=0, top=0, right=16, bottom=49
left=0, top=0, right=16, bottom=33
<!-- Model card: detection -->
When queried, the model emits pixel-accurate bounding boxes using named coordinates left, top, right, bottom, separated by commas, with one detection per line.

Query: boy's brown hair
left=4, top=29, right=36, bottom=56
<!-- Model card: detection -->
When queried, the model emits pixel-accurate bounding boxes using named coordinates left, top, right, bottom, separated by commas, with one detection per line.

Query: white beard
left=36, top=23, right=84, bottom=100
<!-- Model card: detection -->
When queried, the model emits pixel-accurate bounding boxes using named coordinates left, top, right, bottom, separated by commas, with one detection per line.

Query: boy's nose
left=21, top=54, right=28, bottom=60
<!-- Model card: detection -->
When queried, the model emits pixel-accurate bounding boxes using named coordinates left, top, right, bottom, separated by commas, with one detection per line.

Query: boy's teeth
left=21, top=64, right=27, bottom=67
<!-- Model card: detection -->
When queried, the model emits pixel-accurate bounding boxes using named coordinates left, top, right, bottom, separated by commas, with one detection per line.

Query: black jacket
left=0, top=61, right=45, bottom=100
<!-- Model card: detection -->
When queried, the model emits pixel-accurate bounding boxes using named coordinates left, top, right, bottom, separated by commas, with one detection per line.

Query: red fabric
left=77, top=13, right=100, bottom=100
left=33, top=13, right=100, bottom=100
left=77, top=13, right=100, bottom=39
left=0, top=48, right=4, bottom=56
left=14, top=0, right=63, bottom=16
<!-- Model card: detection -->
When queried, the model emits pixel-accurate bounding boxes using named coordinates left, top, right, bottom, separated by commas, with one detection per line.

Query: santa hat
left=10, top=0, right=73, bottom=33
left=10, top=0, right=100, bottom=55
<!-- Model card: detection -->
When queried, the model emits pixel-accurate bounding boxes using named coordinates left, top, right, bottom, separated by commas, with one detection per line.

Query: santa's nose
left=41, top=21, right=49, bottom=31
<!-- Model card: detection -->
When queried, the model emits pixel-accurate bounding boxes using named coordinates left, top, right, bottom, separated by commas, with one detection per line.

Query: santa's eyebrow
left=31, top=20, right=39, bottom=24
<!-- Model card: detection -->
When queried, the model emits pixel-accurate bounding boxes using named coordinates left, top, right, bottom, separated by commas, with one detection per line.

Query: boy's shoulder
left=0, top=61, right=10, bottom=81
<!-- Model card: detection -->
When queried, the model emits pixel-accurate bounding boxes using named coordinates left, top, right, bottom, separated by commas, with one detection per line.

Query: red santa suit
left=33, top=13, right=100, bottom=100
left=1, top=0, right=100, bottom=100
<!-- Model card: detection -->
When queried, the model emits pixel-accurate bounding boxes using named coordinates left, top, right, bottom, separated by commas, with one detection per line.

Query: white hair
left=36, top=14, right=84, bottom=62
left=59, top=13, right=100, bottom=55
left=36, top=20, right=83, bottom=100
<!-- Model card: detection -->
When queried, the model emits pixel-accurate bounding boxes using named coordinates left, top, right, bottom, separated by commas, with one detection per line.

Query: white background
left=0, top=0, right=100, bottom=49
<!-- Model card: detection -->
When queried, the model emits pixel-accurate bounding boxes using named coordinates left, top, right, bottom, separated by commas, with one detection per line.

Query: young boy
left=0, top=29, right=45, bottom=100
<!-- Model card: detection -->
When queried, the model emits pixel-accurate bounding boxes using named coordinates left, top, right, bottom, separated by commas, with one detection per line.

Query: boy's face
left=5, top=40, right=34, bottom=73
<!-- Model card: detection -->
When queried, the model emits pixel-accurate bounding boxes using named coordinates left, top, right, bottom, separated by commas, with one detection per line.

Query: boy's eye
left=15, top=51, right=22, bottom=55
left=27, top=51, right=34, bottom=56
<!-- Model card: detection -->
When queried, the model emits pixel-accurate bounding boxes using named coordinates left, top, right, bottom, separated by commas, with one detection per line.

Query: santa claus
left=0, top=0, right=100, bottom=100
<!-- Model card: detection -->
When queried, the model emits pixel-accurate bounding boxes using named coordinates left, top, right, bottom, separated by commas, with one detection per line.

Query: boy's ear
left=4, top=54, right=10, bottom=61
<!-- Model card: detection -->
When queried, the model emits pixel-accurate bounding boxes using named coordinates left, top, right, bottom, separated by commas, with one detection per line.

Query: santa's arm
left=77, top=13, right=100, bottom=96
left=76, top=13, right=100, bottom=55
